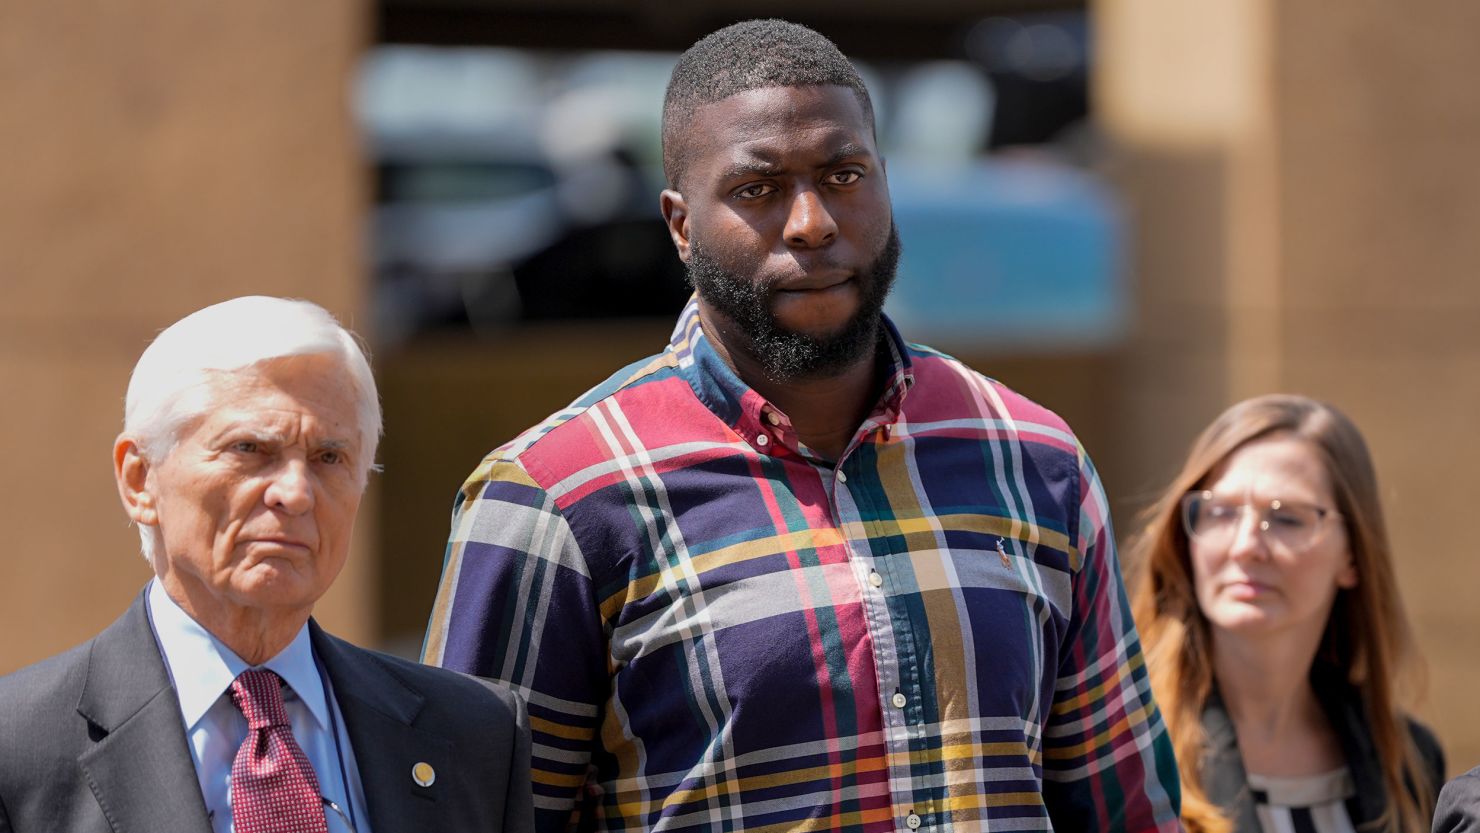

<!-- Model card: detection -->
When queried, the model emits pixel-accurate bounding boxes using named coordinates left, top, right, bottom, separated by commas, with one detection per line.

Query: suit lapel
left=1200, top=690, right=1261, bottom=833
left=1312, top=666, right=1385, bottom=827
left=75, top=593, right=213, bottom=833
left=311, top=622, right=450, bottom=831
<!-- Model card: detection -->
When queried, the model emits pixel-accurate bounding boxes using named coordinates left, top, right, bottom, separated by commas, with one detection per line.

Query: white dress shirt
left=146, top=580, right=372, bottom=833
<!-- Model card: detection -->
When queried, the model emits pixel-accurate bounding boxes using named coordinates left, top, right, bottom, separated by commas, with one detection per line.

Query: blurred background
left=3, top=0, right=1478, bottom=769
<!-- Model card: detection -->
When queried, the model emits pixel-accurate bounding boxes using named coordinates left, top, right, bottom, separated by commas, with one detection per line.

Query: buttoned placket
left=753, top=408, right=790, bottom=455
left=744, top=339, right=925, bottom=829
left=826, top=435, right=934, bottom=833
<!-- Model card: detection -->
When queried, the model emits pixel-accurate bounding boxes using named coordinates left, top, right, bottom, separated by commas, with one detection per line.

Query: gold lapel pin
left=412, top=762, right=436, bottom=788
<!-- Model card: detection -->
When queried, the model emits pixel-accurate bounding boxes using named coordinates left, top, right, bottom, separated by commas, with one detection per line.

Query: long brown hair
left=1127, top=394, right=1434, bottom=833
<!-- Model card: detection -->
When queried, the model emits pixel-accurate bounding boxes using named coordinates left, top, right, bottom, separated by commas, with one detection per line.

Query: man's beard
left=686, top=225, right=902, bottom=383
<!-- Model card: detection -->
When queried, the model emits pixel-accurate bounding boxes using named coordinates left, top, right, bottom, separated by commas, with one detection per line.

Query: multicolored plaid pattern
left=425, top=299, right=1181, bottom=833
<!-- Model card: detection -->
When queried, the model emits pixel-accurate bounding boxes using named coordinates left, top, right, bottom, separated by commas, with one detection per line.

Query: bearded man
left=424, top=19, right=1180, bottom=833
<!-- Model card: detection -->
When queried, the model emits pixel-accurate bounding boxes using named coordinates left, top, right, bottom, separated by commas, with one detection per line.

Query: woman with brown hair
left=1128, top=394, right=1443, bottom=833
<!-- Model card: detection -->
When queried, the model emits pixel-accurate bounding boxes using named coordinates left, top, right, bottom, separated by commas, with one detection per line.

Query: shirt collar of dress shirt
left=147, top=579, right=330, bottom=734
left=668, top=294, right=917, bottom=457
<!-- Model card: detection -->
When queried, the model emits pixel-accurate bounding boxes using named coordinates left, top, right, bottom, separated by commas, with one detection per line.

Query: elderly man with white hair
left=0, top=297, right=532, bottom=833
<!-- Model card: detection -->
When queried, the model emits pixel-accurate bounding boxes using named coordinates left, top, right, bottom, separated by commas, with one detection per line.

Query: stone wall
left=0, top=1, right=371, bottom=670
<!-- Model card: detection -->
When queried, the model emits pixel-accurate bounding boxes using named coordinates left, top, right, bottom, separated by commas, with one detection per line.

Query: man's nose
left=783, top=188, right=838, bottom=249
left=264, top=458, right=315, bottom=514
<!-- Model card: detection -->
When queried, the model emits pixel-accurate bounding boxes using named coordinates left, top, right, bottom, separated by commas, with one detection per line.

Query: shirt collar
left=147, top=580, right=330, bottom=733
left=668, top=295, right=917, bottom=457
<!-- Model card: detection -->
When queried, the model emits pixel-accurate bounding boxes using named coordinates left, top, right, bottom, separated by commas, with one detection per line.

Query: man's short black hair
left=662, top=19, right=875, bottom=190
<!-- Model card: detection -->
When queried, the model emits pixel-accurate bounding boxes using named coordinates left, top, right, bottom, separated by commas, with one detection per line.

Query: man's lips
left=773, top=271, right=853, bottom=293
left=243, top=537, right=314, bottom=552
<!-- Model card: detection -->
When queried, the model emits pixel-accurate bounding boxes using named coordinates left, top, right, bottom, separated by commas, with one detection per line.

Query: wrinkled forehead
left=181, top=354, right=363, bottom=431
left=682, top=85, right=877, bottom=175
left=202, top=352, right=344, bottom=393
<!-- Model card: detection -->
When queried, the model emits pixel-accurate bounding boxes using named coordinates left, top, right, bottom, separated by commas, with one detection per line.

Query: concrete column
left=1273, top=0, right=1480, bottom=770
left=1099, top=0, right=1480, bottom=770
left=0, top=1, right=371, bottom=671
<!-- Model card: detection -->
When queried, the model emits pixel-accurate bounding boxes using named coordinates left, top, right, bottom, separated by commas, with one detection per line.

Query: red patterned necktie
left=229, top=669, right=330, bottom=833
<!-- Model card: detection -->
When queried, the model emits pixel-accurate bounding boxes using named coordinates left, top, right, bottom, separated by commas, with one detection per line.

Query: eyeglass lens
left=1182, top=493, right=1327, bottom=551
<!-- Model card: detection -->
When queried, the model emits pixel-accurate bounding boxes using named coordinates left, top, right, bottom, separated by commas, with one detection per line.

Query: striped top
left=424, top=299, right=1181, bottom=833
left=1248, top=769, right=1356, bottom=833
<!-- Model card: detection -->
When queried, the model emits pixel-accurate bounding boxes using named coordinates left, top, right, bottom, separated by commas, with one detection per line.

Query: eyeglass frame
left=1179, top=490, right=1343, bottom=553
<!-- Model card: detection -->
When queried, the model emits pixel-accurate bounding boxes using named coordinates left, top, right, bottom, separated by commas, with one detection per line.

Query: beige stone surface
left=0, top=0, right=369, bottom=673
left=1100, top=0, right=1480, bottom=779
left=1274, top=1, right=1480, bottom=772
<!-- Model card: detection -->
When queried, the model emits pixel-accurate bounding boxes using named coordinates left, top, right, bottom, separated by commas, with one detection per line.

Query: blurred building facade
left=0, top=1, right=375, bottom=648
left=1097, top=0, right=1480, bottom=769
left=3, top=0, right=1478, bottom=775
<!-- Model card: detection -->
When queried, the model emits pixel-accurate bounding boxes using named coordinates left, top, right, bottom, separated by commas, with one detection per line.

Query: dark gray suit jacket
left=1202, top=668, right=1444, bottom=832
left=0, top=591, right=534, bottom=833
left=1435, top=765, right=1480, bottom=833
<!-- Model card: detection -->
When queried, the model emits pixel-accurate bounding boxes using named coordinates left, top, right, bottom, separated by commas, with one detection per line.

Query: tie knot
left=230, top=669, right=290, bottom=730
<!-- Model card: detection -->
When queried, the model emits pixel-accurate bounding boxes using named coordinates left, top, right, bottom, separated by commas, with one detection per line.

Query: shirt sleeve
left=1041, top=446, right=1183, bottom=832
left=423, top=456, right=606, bottom=833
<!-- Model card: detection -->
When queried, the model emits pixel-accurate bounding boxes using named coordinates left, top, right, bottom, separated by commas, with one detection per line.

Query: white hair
left=124, top=296, right=382, bottom=562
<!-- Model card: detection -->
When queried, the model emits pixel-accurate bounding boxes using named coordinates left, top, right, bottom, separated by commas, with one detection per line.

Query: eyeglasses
left=1179, top=491, right=1340, bottom=553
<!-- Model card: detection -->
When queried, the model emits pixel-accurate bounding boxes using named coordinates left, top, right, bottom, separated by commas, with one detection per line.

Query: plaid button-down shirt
left=424, top=299, right=1181, bottom=833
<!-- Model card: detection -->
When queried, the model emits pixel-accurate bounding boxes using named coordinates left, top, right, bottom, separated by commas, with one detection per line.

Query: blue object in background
left=886, top=159, right=1128, bottom=352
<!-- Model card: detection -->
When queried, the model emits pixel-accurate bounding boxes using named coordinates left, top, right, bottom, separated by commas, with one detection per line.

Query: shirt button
left=756, top=434, right=769, bottom=447
left=891, top=691, right=907, bottom=709
left=869, top=571, right=883, bottom=588
left=766, top=411, right=782, bottom=426
left=835, top=470, right=847, bottom=483
left=906, top=812, right=922, bottom=830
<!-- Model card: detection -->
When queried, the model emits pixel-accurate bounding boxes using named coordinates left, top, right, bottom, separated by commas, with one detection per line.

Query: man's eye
left=734, top=183, right=775, bottom=199
left=829, top=170, right=862, bottom=185
left=231, top=441, right=260, bottom=454
left=318, top=450, right=343, bottom=465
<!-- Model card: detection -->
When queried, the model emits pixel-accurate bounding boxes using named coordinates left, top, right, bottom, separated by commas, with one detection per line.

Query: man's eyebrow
left=718, top=159, right=784, bottom=180
left=216, top=425, right=288, bottom=444
left=719, top=143, right=875, bottom=181
left=824, top=142, right=873, bottom=167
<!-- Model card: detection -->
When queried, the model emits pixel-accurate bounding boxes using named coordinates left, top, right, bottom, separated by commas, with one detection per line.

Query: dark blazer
left=0, top=590, right=534, bottom=833
left=1434, top=765, right=1480, bottom=833
left=1201, top=668, right=1444, bottom=832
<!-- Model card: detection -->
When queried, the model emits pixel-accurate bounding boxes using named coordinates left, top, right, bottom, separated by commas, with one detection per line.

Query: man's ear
left=114, top=435, right=158, bottom=527
left=660, top=189, right=691, bottom=263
